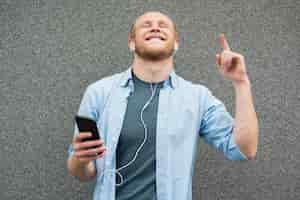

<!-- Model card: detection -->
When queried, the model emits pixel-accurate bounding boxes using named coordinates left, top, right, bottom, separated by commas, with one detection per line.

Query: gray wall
left=1, top=0, right=299, bottom=199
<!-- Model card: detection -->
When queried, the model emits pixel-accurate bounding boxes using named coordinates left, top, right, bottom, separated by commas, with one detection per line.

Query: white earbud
left=173, top=45, right=178, bottom=55
left=130, top=47, right=135, bottom=52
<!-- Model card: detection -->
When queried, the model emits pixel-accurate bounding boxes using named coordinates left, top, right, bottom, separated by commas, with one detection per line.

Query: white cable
left=96, top=68, right=158, bottom=186
left=115, top=82, right=157, bottom=186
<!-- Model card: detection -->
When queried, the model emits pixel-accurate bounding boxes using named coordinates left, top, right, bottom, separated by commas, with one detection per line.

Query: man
left=67, top=11, right=258, bottom=200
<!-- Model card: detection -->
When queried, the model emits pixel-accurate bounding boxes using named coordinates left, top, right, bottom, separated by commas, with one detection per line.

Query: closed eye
left=141, top=21, right=151, bottom=28
left=159, top=22, right=169, bottom=28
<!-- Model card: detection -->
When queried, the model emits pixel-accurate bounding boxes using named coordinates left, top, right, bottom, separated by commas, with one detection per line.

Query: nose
left=150, top=28, right=160, bottom=32
left=150, top=23, right=161, bottom=32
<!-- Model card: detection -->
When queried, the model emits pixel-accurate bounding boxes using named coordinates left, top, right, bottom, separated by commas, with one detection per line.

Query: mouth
left=145, top=35, right=166, bottom=41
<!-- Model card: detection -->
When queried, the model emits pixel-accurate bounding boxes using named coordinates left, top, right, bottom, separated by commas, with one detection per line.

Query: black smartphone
left=75, top=115, right=100, bottom=142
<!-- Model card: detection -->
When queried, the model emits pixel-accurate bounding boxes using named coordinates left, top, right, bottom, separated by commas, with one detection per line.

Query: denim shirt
left=68, top=67, right=247, bottom=200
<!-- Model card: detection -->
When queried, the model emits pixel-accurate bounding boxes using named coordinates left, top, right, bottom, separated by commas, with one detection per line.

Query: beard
left=134, top=42, right=175, bottom=61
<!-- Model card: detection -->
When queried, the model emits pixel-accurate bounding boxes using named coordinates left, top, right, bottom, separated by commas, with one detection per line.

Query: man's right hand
left=72, top=132, right=107, bottom=165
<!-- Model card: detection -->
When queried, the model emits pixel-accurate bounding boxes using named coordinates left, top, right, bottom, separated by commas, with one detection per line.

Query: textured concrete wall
left=0, top=0, right=299, bottom=199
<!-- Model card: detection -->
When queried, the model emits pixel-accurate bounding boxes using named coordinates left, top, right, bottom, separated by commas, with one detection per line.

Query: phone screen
left=75, top=115, right=100, bottom=141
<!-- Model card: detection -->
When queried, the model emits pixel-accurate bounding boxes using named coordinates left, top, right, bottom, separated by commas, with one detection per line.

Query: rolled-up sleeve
left=199, top=87, right=247, bottom=160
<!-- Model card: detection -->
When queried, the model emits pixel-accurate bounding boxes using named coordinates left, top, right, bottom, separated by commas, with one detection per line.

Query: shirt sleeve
left=199, top=87, right=248, bottom=160
left=68, top=85, right=100, bottom=162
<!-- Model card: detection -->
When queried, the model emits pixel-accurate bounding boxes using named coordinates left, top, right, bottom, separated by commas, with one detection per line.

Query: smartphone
left=75, top=115, right=100, bottom=142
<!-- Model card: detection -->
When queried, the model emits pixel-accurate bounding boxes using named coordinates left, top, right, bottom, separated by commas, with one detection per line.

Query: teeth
left=150, top=38, right=162, bottom=41
left=146, top=36, right=164, bottom=41
left=147, top=37, right=163, bottom=41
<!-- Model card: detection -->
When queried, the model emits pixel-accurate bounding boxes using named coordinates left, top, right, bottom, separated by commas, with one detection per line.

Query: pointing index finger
left=219, top=33, right=231, bottom=51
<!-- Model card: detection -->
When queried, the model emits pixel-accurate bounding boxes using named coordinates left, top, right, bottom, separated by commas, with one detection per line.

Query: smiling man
left=67, top=11, right=258, bottom=200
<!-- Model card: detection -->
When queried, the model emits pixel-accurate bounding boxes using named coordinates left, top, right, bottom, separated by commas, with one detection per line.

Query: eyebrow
left=130, top=16, right=177, bottom=35
left=139, top=19, right=171, bottom=26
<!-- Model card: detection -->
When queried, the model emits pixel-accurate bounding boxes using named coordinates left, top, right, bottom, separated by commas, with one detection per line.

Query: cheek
left=166, top=38, right=176, bottom=48
left=134, top=34, right=146, bottom=45
left=166, top=32, right=176, bottom=44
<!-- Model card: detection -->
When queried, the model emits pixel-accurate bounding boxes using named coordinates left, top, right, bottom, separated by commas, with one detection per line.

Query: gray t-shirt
left=115, top=71, right=164, bottom=200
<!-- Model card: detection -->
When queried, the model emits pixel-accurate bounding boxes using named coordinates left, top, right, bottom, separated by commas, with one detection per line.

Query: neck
left=131, top=55, right=174, bottom=83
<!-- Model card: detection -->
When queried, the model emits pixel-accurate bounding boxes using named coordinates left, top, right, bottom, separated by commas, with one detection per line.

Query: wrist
left=233, top=76, right=251, bottom=89
left=71, top=155, right=89, bottom=169
left=68, top=155, right=95, bottom=181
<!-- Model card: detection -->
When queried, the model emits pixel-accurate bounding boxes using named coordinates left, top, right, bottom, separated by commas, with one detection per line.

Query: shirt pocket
left=167, top=107, right=198, bottom=146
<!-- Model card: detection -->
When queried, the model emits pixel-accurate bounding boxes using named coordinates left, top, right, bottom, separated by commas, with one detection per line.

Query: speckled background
left=0, top=0, right=299, bottom=199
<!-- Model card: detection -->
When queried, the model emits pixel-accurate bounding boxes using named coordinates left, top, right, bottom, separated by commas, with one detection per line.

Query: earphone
left=97, top=67, right=158, bottom=187
left=173, top=46, right=178, bottom=55
left=115, top=81, right=157, bottom=186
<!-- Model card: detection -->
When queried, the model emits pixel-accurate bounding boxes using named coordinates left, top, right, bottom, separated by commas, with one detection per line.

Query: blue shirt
left=68, top=67, right=247, bottom=200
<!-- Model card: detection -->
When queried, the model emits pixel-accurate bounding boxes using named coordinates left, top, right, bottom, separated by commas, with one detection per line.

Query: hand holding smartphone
left=73, top=115, right=106, bottom=163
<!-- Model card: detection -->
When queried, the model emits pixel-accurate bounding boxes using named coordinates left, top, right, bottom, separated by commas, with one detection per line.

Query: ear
left=174, top=43, right=178, bottom=51
left=128, top=34, right=135, bottom=52
left=174, top=32, right=179, bottom=51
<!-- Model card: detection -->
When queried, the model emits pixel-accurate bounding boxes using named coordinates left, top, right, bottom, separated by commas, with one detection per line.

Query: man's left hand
left=216, top=33, right=249, bottom=84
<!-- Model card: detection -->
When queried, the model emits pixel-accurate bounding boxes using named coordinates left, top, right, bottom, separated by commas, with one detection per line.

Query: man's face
left=129, top=12, right=178, bottom=61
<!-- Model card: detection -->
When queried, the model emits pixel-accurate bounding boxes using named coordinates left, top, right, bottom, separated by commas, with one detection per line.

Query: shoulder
left=175, top=74, right=210, bottom=97
left=77, top=70, right=125, bottom=117
left=83, top=70, right=125, bottom=97
left=88, top=71, right=123, bottom=90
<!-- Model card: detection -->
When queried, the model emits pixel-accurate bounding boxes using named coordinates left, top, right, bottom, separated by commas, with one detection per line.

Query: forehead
left=135, top=12, right=174, bottom=26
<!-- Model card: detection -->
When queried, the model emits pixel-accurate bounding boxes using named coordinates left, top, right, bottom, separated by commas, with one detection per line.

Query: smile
left=145, top=35, right=166, bottom=41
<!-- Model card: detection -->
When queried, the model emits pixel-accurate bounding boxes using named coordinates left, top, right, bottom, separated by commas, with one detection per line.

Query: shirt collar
left=119, top=67, right=178, bottom=89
